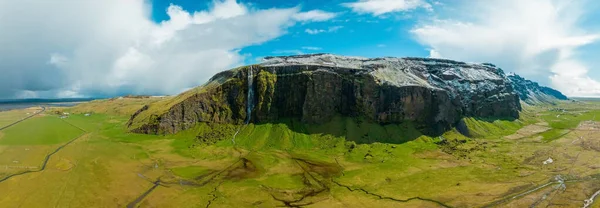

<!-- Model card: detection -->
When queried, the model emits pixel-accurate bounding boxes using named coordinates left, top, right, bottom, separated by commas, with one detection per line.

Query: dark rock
left=129, top=54, right=523, bottom=135
left=507, top=73, right=568, bottom=104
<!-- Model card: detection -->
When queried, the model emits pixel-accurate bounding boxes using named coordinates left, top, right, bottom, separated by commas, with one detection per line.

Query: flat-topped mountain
left=127, top=54, right=528, bottom=135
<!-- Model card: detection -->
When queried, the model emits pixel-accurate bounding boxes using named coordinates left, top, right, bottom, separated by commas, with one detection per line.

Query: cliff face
left=128, top=54, right=522, bottom=135
left=507, top=73, right=568, bottom=104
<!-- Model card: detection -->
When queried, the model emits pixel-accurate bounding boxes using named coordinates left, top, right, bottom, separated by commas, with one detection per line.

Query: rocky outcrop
left=507, top=73, right=568, bottom=104
left=128, top=54, right=522, bottom=135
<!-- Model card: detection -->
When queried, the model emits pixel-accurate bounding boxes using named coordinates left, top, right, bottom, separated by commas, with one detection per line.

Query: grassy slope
left=125, top=67, right=246, bottom=130
left=0, top=100, right=599, bottom=207
left=69, top=97, right=166, bottom=116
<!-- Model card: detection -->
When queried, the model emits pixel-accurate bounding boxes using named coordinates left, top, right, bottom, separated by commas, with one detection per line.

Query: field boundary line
left=0, top=118, right=88, bottom=183
left=0, top=106, right=46, bottom=131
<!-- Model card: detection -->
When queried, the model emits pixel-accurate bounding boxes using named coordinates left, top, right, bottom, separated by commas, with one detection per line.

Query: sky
left=0, top=0, right=599, bottom=99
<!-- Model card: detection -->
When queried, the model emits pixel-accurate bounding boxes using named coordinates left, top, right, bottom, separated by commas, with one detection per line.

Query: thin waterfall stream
left=245, top=66, right=255, bottom=124
left=232, top=66, right=254, bottom=145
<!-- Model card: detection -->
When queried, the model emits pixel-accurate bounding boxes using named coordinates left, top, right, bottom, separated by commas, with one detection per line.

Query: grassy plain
left=0, top=98, right=598, bottom=207
left=0, top=107, right=41, bottom=128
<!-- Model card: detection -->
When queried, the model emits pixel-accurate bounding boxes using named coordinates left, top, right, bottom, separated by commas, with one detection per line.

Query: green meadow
left=0, top=108, right=40, bottom=128
left=0, top=116, right=83, bottom=145
left=0, top=98, right=599, bottom=207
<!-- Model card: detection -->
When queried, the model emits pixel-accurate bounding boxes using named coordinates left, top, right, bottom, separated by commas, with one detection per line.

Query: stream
left=232, top=66, right=254, bottom=145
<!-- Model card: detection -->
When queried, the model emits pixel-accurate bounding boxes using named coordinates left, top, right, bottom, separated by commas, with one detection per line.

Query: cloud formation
left=293, top=10, right=337, bottom=22
left=301, top=47, right=322, bottom=51
left=0, top=0, right=332, bottom=98
left=272, top=50, right=304, bottom=55
left=342, top=0, right=431, bottom=16
left=411, top=0, right=600, bottom=97
left=305, top=26, right=344, bottom=35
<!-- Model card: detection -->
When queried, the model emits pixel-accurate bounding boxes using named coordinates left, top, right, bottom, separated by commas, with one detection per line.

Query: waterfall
left=245, top=66, right=255, bottom=124
left=232, top=66, right=254, bottom=145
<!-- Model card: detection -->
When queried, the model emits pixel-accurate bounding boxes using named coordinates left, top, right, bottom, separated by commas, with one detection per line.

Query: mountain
left=127, top=54, right=523, bottom=136
left=507, top=73, right=568, bottom=104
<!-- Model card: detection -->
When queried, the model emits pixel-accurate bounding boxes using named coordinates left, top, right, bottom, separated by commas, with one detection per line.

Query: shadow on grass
left=249, top=116, right=428, bottom=145
left=456, top=116, right=520, bottom=138
left=179, top=115, right=524, bottom=147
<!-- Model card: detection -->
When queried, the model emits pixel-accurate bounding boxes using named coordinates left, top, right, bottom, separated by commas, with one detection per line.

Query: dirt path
left=0, top=106, right=46, bottom=131
left=584, top=189, right=600, bottom=208
left=126, top=180, right=161, bottom=208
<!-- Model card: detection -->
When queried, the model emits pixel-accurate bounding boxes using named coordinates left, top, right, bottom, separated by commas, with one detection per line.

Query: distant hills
left=0, top=98, right=96, bottom=104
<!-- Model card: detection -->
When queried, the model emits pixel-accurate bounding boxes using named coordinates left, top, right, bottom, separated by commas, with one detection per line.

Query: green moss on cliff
left=256, top=70, right=277, bottom=119
left=128, top=60, right=522, bottom=136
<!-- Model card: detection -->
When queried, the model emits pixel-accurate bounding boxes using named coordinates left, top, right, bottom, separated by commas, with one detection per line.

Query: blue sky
left=150, top=0, right=431, bottom=62
left=0, top=0, right=599, bottom=98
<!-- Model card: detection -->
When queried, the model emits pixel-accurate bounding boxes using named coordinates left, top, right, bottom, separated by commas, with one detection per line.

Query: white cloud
left=305, top=29, right=325, bottom=35
left=293, top=10, right=337, bottom=22
left=342, top=0, right=432, bottom=16
left=0, top=0, right=322, bottom=98
left=428, top=49, right=442, bottom=58
left=305, top=26, right=344, bottom=35
left=411, top=0, right=600, bottom=97
left=301, top=47, right=322, bottom=50
left=274, top=47, right=323, bottom=55
left=48, top=53, right=68, bottom=67
left=272, top=50, right=304, bottom=55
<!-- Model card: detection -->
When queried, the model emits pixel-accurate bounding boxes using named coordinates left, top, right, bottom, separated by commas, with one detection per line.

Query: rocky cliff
left=127, top=54, right=522, bottom=135
left=507, top=73, right=568, bottom=104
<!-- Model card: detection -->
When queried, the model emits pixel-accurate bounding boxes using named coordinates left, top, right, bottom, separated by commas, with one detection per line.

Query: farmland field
left=0, top=98, right=599, bottom=208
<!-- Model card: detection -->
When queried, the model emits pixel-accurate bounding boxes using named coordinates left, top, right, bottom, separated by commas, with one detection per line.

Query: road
left=0, top=106, right=46, bottom=131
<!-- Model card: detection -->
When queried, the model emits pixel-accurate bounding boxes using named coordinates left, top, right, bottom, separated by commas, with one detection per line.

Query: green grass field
left=0, top=116, right=83, bottom=145
left=0, top=99, right=598, bottom=207
left=0, top=108, right=41, bottom=128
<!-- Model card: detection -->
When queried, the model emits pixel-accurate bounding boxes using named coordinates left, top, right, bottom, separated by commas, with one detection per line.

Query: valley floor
left=0, top=99, right=599, bottom=208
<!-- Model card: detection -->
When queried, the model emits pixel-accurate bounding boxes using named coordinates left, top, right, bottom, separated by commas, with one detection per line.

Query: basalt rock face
left=507, top=73, right=568, bottom=104
left=128, top=54, right=522, bottom=135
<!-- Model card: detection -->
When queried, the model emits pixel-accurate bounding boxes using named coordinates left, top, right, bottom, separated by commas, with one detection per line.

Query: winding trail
left=583, top=189, right=600, bottom=208
left=481, top=176, right=591, bottom=208
left=205, top=181, right=224, bottom=208
left=265, top=158, right=329, bottom=207
left=0, top=118, right=87, bottom=183
left=330, top=180, right=453, bottom=208
left=0, top=106, right=46, bottom=131
left=125, top=154, right=252, bottom=208
left=498, top=120, right=600, bottom=207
